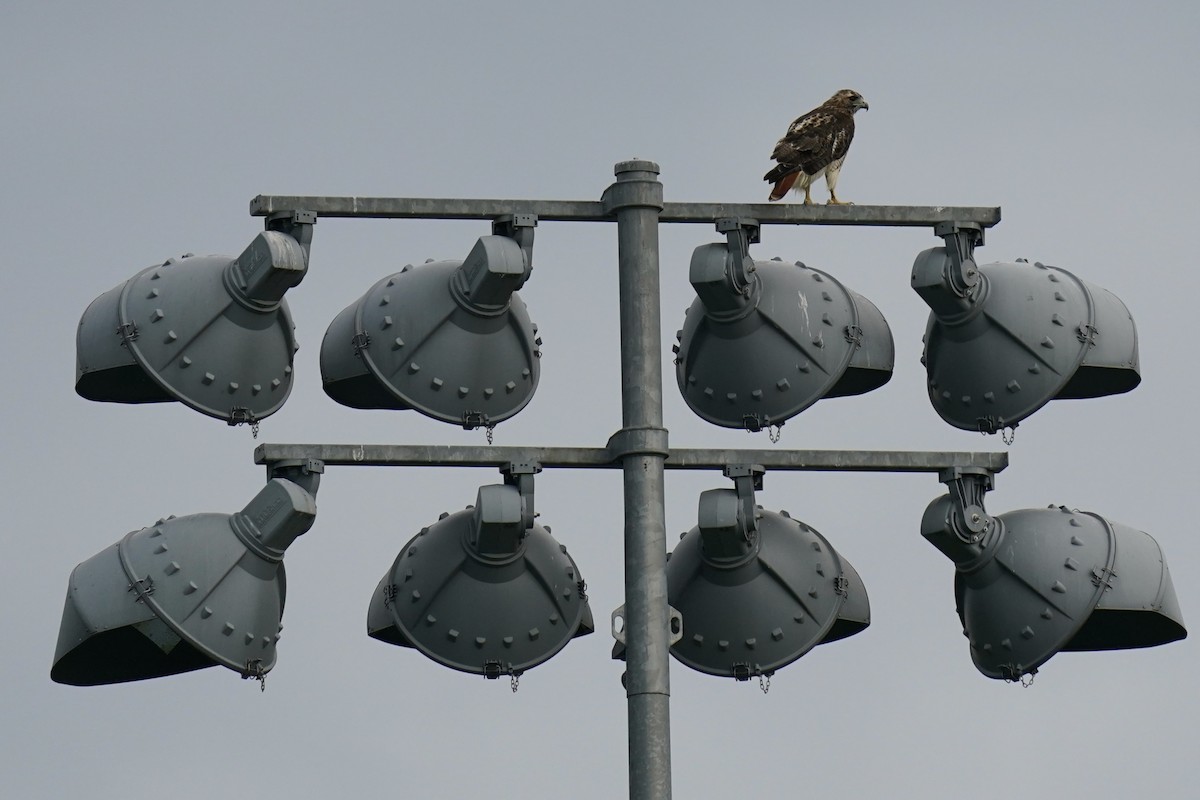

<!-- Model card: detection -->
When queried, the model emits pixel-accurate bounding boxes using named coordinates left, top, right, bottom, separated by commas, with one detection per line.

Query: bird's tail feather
left=768, top=172, right=798, bottom=202
left=763, top=163, right=793, bottom=183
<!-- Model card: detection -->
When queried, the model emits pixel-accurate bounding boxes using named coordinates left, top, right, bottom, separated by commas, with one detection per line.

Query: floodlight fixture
left=75, top=213, right=314, bottom=427
left=321, top=216, right=542, bottom=431
left=51, top=459, right=323, bottom=686
left=913, top=223, right=1140, bottom=435
left=664, top=465, right=870, bottom=681
left=922, top=468, right=1186, bottom=681
left=674, top=218, right=893, bottom=433
left=367, top=462, right=593, bottom=680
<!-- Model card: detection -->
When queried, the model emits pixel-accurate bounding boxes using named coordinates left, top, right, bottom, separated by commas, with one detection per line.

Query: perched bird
left=764, top=89, right=869, bottom=204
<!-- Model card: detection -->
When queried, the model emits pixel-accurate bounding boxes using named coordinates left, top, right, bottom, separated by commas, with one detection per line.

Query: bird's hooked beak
left=855, top=98, right=869, bottom=112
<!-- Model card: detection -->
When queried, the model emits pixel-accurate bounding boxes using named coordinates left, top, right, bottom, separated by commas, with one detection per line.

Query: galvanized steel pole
left=602, top=160, right=673, bottom=799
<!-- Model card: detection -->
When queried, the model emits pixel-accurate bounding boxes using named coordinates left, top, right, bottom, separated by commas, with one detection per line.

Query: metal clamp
left=267, top=458, right=325, bottom=497
left=492, top=213, right=537, bottom=270
left=501, top=460, right=541, bottom=532
left=933, top=221, right=984, bottom=299
left=605, top=426, right=670, bottom=462
left=610, top=604, right=684, bottom=648
left=716, top=217, right=761, bottom=297
left=724, top=464, right=765, bottom=539
left=265, top=209, right=316, bottom=263
left=938, top=466, right=994, bottom=544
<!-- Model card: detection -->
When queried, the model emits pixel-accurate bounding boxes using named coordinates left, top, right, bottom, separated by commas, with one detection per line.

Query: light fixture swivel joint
left=501, top=460, right=542, bottom=533
left=724, top=464, right=765, bottom=539
left=697, top=464, right=765, bottom=562
left=492, top=213, right=537, bottom=271
left=934, top=221, right=984, bottom=299
left=939, top=466, right=994, bottom=544
left=921, top=467, right=1000, bottom=568
left=267, top=458, right=325, bottom=498
left=266, top=209, right=316, bottom=265
left=716, top=217, right=761, bottom=297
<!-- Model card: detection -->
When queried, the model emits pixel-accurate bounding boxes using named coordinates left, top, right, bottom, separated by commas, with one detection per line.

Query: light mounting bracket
left=933, top=221, right=984, bottom=299
left=715, top=217, right=760, bottom=297
left=492, top=213, right=538, bottom=271
left=937, top=466, right=994, bottom=544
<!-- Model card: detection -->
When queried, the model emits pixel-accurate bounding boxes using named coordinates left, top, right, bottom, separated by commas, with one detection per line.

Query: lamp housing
left=914, top=241, right=1139, bottom=434
left=321, top=233, right=540, bottom=430
left=923, top=490, right=1185, bottom=680
left=367, top=474, right=592, bottom=678
left=675, top=237, right=893, bottom=432
left=52, top=473, right=319, bottom=686
left=75, top=230, right=308, bottom=426
left=665, top=468, right=869, bottom=679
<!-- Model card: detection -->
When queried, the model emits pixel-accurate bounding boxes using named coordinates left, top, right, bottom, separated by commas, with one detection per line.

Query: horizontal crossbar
left=249, top=195, right=1000, bottom=228
left=255, top=443, right=1008, bottom=474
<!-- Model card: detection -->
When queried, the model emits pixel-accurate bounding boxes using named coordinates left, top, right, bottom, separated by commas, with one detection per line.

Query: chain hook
left=243, top=659, right=267, bottom=692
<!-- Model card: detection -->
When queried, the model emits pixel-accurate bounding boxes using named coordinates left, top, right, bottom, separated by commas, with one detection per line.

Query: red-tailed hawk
left=764, top=89, right=869, bottom=204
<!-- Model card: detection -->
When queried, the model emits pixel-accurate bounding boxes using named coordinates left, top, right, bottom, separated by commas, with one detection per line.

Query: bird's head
left=829, top=89, right=869, bottom=113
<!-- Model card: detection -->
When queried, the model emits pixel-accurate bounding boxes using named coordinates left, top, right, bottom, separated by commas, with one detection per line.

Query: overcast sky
left=3, top=2, right=1198, bottom=798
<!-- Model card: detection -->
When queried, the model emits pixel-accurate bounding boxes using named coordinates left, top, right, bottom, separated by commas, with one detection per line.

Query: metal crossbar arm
left=662, top=203, right=1000, bottom=227
left=253, top=443, right=1008, bottom=474
left=250, top=196, right=608, bottom=221
left=249, top=195, right=1000, bottom=228
left=663, top=447, right=1008, bottom=473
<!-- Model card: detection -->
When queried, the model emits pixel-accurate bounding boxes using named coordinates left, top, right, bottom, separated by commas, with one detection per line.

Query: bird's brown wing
left=763, top=109, right=853, bottom=182
left=764, top=132, right=823, bottom=182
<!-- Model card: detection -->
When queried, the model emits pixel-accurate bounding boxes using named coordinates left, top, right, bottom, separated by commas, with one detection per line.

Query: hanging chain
left=243, top=659, right=267, bottom=692
left=759, top=673, right=771, bottom=694
left=768, top=424, right=782, bottom=444
left=510, top=671, right=520, bottom=693
left=980, top=424, right=1016, bottom=445
left=486, top=424, right=496, bottom=445
left=229, top=408, right=259, bottom=438
left=1001, top=665, right=1036, bottom=687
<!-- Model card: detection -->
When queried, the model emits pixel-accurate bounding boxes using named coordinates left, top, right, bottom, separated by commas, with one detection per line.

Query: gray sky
left=3, top=1, right=1198, bottom=797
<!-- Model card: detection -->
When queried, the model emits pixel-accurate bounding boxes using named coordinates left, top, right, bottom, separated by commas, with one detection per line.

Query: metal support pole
left=602, top=160, right=672, bottom=800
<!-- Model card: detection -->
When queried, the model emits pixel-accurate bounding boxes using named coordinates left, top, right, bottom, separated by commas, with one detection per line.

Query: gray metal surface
left=52, top=478, right=317, bottom=685
left=604, top=160, right=673, bottom=800
left=254, top=442, right=1009, bottom=473
left=667, top=499, right=869, bottom=678
left=676, top=249, right=893, bottom=430
left=59, top=154, right=1188, bottom=800
left=75, top=231, right=305, bottom=424
left=250, top=194, right=1000, bottom=228
left=917, top=257, right=1140, bottom=433
left=320, top=235, right=540, bottom=427
left=922, top=498, right=1186, bottom=680
left=366, top=483, right=593, bottom=676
